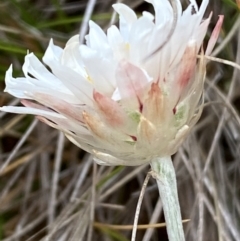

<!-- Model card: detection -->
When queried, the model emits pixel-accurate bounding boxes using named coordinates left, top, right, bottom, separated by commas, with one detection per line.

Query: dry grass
left=0, top=0, right=240, bottom=240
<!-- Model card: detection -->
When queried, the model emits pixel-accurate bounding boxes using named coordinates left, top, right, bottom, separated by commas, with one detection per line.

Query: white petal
left=112, top=3, right=137, bottom=40
left=60, top=39, right=86, bottom=76
left=23, top=53, right=67, bottom=91
left=107, top=25, right=128, bottom=60
left=107, top=25, right=124, bottom=48
left=146, top=0, right=175, bottom=26
left=43, top=39, right=63, bottom=62
left=142, top=11, right=154, bottom=21
left=65, top=34, right=79, bottom=46
left=88, top=21, right=111, bottom=56
left=0, top=106, right=63, bottom=118
left=80, top=45, right=116, bottom=96
left=4, top=65, right=31, bottom=99
left=128, top=15, right=154, bottom=63
left=5, top=65, right=76, bottom=103
left=43, top=40, right=94, bottom=105
left=198, top=0, right=209, bottom=21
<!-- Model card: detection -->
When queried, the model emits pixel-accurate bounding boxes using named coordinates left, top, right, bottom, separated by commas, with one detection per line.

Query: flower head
left=1, top=0, right=223, bottom=166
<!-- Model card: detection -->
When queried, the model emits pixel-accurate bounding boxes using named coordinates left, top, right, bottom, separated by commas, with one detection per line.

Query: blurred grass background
left=0, top=0, right=240, bottom=240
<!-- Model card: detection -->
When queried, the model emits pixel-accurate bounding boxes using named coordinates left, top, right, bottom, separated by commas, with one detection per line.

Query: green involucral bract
left=174, top=104, right=188, bottom=127
left=128, top=111, right=141, bottom=124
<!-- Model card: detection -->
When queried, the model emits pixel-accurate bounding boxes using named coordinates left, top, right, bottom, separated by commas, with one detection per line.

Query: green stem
left=150, top=156, right=185, bottom=241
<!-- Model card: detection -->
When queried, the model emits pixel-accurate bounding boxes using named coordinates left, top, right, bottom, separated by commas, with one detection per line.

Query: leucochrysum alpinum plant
left=0, top=0, right=223, bottom=240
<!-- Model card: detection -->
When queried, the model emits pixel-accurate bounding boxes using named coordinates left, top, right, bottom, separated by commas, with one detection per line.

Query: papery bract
left=1, top=0, right=223, bottom=166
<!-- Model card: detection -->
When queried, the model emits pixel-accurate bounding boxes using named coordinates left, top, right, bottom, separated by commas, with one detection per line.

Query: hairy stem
left=150, top=156, right=185, bottom=241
